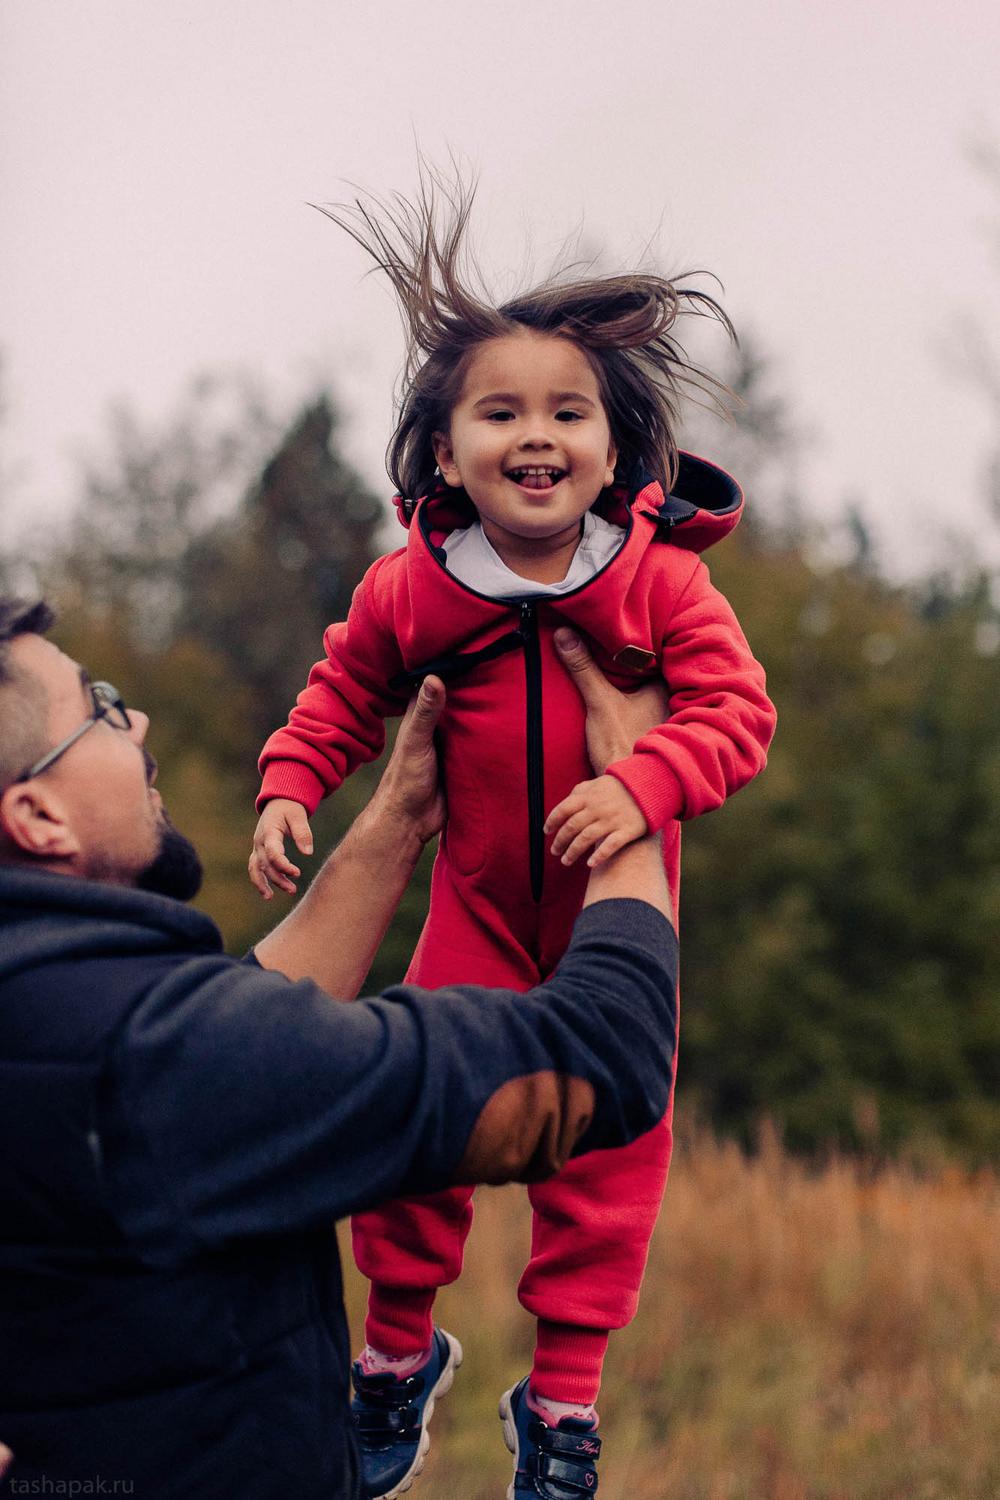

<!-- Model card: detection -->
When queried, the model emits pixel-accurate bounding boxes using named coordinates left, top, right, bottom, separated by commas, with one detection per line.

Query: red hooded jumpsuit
left=258, top=455, right=777, bottom=1401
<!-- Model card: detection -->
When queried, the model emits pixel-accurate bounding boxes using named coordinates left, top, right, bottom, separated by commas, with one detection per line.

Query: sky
left=3, top=0, right=1000, bottom=580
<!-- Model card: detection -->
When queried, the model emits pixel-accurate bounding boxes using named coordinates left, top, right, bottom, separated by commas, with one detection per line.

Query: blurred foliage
left=5, top=353, right=999, bottom=1162
left=337, top=1128, right=1000, bottom=1498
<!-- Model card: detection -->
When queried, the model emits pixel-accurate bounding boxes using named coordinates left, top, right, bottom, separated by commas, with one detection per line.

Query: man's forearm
left=583, top=831, right=673, bottom=926
left=254, top=677, right=445, bottom=996
left=253, top=801, right=425, bottom=998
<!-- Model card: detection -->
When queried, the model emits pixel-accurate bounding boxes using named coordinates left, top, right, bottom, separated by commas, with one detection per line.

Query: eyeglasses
left=14, top=681, right=133, bottom=784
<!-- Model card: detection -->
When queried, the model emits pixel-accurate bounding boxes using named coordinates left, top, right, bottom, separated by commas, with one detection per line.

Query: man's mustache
left=143, top=749, right=158, bottom=786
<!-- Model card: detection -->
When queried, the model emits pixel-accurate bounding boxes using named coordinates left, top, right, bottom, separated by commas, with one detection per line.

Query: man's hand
left=254, top=677, right=447, bottom=998
left=362, top=675, right=447, bottom=851
left=546, top=627, right=666, bottom=867
left=552, top=627, right=669, bottom=775
left=545, top=774, right=648, bottom=868
left=250, top=798, right=314, bottom=900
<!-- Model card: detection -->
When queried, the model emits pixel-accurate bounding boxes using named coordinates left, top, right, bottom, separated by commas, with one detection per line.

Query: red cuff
left=255, top=760, right=327, bottom=815
left=606, top=754, right=685, bottom=831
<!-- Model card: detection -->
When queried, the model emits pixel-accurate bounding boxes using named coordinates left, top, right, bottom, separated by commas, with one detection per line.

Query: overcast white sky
left=3, top=0, right=1000, bottom=578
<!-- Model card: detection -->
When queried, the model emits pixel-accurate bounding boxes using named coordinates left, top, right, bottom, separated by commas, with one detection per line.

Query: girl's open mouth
left=505, top=466, right=567, bottom=491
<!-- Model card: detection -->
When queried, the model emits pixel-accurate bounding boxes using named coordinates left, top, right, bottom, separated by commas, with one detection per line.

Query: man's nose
left=128, top=709, right=151, bottom=744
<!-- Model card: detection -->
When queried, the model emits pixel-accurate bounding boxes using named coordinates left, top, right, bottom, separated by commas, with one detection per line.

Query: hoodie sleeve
left=605, top=558, right=776, bottom=829
left=257, top=557, right=410, bottom=814
left=98, top=899, right=678, bottom=1266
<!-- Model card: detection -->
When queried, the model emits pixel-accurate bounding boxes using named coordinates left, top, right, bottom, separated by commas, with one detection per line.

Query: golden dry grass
left=339, top=1123, right=1000, bottom=1499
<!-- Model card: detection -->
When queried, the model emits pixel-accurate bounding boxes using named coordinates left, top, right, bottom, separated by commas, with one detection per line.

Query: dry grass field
left=339, top=1123, right=1000, bottom=1499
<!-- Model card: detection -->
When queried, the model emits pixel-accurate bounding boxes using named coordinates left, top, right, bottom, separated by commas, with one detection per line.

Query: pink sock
left=527, top=1386, right=598, bottom=1428
left=358, top=1343, right=433, bottom=1378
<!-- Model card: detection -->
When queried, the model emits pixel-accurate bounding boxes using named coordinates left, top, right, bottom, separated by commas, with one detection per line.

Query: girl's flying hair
left=314, top=166, right=736, bottom=502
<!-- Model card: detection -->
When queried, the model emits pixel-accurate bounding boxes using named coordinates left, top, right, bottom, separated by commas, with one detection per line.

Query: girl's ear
left=432, top=431, right=462, bottom=488
left=604, top=437, right=619, bottom=489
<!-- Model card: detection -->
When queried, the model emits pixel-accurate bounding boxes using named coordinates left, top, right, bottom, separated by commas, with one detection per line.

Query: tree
left=183, top=395, right=383, bottom=743
left=15, top=343, right=1000, bottom=1160
left=33, top=379, right=401, bottom=963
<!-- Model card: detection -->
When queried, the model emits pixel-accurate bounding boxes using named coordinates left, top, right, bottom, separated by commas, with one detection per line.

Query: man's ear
left=432, top=431, right=462, bottom=488
left=0, top=781, right=81, bottom=860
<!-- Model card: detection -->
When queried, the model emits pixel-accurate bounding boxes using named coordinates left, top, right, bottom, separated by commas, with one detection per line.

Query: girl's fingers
left=261, top=835, right=300, bottom=879
left=586, top=828, right=631, bottom=868
left=544, top=782, right=594, bottom=838
left=558, top=822, right=606, bottom=867
left=248, top=853, right=272, bottom=900
left=542, top=804, right=568, bottom=838
left=250, top=841, right=300, bottom=894
left=287, top=808, right=314, bottom=856
left=547, top=805, right=587, bottom=856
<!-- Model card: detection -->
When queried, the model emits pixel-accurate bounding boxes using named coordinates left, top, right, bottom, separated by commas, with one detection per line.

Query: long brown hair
left=314, top=166, right=736, bottom=500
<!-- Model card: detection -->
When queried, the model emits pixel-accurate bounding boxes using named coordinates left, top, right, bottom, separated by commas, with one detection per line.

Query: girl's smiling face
left=432, top=330, right=617, bottom=569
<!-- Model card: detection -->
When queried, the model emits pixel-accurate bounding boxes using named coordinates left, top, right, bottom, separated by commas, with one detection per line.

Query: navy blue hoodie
left=0, top=866, right=677, bottom=1498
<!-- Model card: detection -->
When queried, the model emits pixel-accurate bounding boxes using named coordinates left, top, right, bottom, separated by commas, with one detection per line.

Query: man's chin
left=136, top=820, right=204, bottom=902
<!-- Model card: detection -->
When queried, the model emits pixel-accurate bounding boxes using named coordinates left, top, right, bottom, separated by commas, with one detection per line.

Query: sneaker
left=350, top=1327, right=463, bottom=1500
left=499, top=1377, right=602, bottom=1498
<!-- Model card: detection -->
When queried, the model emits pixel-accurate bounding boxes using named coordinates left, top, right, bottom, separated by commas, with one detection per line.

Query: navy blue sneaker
left=350, top=1327, right=462, bottom=1500
left=499, top=1377, right=602, bottom=1498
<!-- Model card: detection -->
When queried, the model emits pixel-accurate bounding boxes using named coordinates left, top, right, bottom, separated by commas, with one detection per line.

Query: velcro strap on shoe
left=353, top=1406, right=419, bottom=1439
left=542, top=1454, right=599, bottom=1493
left=351, top=1372, right=424, bottom=1408
left=515, top=1421, right=600, bottom=1495
left=518, top=1453, right=599, bottom=1496
left=531, top=1423, right=602, bottom=1462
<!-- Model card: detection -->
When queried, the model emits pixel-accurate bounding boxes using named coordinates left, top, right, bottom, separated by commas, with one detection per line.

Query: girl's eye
left=556, top=409, right=583, bottom=422
left=486, top=410, right=515, bottom=422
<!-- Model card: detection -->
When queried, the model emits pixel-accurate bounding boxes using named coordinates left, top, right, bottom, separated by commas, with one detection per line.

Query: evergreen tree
left=183, top=395, right=383, bottom=742
left=12, top=350, right=999, bottom=1160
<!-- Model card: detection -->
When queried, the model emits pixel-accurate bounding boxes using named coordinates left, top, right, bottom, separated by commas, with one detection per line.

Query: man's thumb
left=415, top=675, right=444, bottom=716
left=554, top=627, right=608, bottom=708
left=554, top=627, right=593, bottom=673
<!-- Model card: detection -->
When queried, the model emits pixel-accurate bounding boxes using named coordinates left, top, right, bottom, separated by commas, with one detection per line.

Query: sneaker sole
left=498, top=1387, right=520, bottom=1500
left=374, top=1332, right=464, bottom=1500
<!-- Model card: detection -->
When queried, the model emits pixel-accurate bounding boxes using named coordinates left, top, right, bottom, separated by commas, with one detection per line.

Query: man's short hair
left=0, top=598, right=56, bottom=790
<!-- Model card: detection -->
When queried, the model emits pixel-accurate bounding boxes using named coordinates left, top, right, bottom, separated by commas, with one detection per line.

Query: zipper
left=412, top=504, right=641, bottom=904
left=519, top=600, right=545, bottom=903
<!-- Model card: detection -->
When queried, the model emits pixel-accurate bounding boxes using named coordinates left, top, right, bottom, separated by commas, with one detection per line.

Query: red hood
left=391, top=451, right=744, bottom=557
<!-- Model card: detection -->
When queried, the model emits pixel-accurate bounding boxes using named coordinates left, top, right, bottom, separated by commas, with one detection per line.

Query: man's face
left=5, top=634, right=201, bottom=898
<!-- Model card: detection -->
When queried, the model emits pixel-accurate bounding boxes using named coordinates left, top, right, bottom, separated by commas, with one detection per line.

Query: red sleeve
left=256, top=559, right=408, bottom=814
left=606, top=559, right=776, bottom=830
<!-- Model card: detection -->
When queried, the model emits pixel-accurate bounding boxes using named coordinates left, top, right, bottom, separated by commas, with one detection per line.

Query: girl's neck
left=481, top=518, right=584, bottom=584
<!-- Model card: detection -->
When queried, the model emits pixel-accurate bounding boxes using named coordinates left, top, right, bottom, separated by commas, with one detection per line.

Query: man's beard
left=136, top=815, right=204, bottom=901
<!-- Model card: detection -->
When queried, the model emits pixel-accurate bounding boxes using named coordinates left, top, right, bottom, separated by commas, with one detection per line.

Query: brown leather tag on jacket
left=613, top=645, right=658, bottom=673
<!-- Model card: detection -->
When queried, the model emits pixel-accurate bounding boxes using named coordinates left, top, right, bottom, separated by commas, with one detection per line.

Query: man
left=0, top=597, right=677, bottom=1499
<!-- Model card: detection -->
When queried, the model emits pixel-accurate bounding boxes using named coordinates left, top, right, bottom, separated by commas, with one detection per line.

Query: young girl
left=250, top=178, right=776, bottom=1500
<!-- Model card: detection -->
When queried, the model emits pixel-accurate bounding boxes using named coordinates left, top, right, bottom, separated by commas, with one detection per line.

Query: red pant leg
left=357, top=844, right=678, bottom=1376
left=520, top=824, right=681, bottom=1400
left=520, top=1110, right=675, bottom=1403
left=353, top=854, right=542, bottom=1354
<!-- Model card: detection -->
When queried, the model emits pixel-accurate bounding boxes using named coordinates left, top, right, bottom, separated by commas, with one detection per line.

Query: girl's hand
left=249, top=798, right=314, bottom=899
left=544, top=775, right=649, bottom=868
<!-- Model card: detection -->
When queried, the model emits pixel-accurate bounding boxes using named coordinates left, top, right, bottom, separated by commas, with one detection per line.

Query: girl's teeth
left=511, top=469, right=561, bottom=489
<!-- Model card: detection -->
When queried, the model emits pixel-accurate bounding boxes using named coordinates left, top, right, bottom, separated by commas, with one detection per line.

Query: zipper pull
left=519, top=600, right=536, bottom=637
